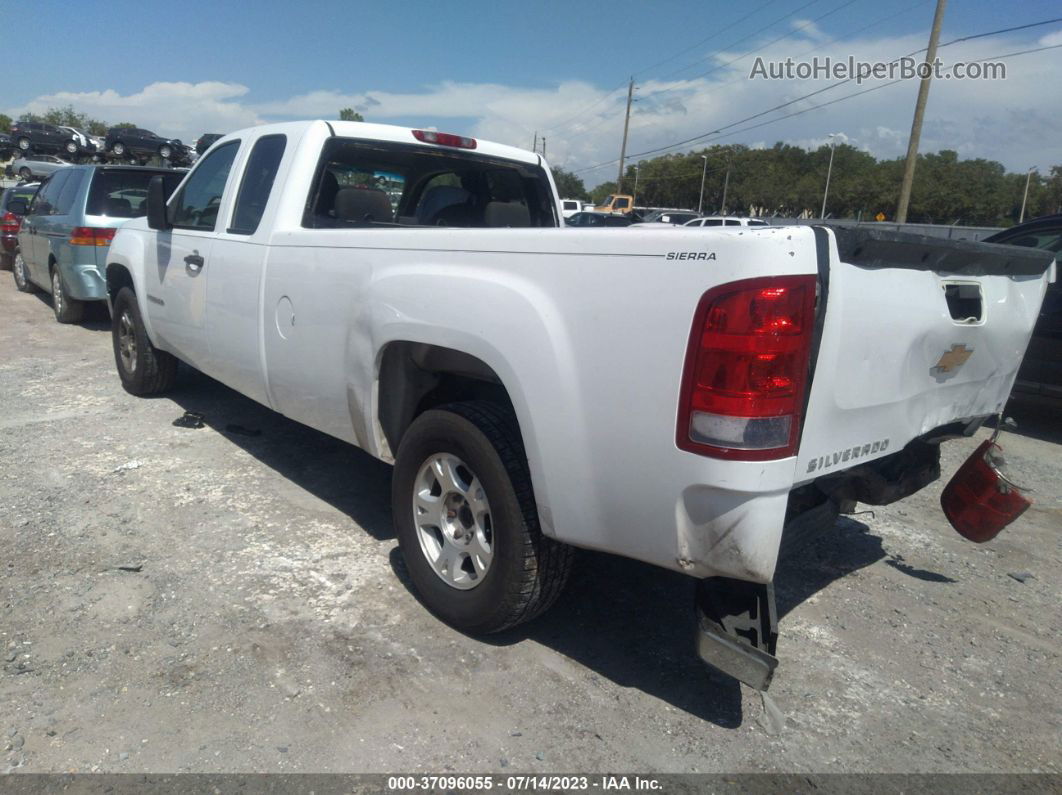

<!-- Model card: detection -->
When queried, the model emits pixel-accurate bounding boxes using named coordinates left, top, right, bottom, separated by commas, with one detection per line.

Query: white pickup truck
left=104, top=120, right=1055, bottom=690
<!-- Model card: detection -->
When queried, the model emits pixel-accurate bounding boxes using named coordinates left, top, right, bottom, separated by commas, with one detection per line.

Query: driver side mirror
left=147, top=175, right=171, bottom=231
left=7, top=199, right=27, bottom=216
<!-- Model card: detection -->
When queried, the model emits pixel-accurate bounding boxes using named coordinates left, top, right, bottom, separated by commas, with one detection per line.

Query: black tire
left=64, top=140, right=78, bottom=155
left=159, top=144, right=172, bottom=160
left=111, top=286, right=177, bottom=395
left=18, top=167, right=31, bottom=180
left=17, top=137, right=30, bottom=151
left=12, top=250, right=34, bottom=292
left=50, top=266, right=85, bottom=323
left=111, top=141, right=125, bottom=156
left=392, top=401, right=573, bottom=634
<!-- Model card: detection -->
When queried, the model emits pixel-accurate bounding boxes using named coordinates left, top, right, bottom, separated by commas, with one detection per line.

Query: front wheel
left=392, top=401, right=573, bottom=634
left=65, top=140, right=78, bottom=155
left=111, top=141, right=125, bottom=156
left=159, top=144, right=172, bottom=159
left=18, top=167, right=31, bottom=180
left=111, top=286, right=177, bottom=395
left=13, top=250, right=34, bottom=292
left=17, top=137, right=30, bottom=151
left=51, top=267, right=85, bottom=323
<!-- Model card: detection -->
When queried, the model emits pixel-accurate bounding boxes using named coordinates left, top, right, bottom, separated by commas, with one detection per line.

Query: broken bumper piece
left=695, top=577, right=779, bottom=691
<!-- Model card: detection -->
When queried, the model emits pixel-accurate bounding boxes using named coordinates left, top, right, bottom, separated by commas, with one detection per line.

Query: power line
left=558, top=0, right=925, bottom=149
left=545, top=0, right=845, bottom=138
left=657, top=0, right=858, bottom=85
left=654, top=0, right=827, bottom=82
left=572, top=18, right=1062, bottom=174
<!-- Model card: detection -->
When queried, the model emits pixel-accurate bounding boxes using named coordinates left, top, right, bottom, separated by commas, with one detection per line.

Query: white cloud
left=6, top=25, right=1060, bottom=183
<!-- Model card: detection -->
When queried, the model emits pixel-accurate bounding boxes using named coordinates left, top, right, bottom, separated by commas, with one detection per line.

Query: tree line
left=554, top=143, right=1062, bottom=227
left=0, top=106, right=140, bottom=137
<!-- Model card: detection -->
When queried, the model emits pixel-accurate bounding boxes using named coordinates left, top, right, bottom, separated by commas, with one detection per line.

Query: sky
left=6, top=0, right=1062, bottom=185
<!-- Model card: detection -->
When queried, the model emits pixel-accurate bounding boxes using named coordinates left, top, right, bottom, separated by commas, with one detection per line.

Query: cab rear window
left=303, top=138, right=557, bottom=229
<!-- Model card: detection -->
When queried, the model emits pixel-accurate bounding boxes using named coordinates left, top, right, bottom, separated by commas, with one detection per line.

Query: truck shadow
left=392, top=516, right=888, bottom=729
left=157, top=368, right=889, bottom=728
left=164, top=366, right=395, bottom=541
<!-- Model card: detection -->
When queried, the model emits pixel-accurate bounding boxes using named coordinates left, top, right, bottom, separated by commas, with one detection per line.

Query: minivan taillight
left=677, top=275, right=818, bottom=460
left=1, top=211, right=20, bottom=235
left=69, top=227, right=117, bottom=246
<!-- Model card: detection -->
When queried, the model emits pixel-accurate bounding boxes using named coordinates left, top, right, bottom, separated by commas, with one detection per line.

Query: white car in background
left=559, top=198, right=582, bottom=218
left=685, top=215, right=770, bottom=227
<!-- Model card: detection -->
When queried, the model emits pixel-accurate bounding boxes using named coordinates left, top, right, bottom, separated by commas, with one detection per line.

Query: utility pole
left=697, top=155, right=708, bottom=215
left=720, top=152, right=731, bottom=214
left=821, top=133, right=839, bottom=219
left=532, top=131, right=537, bottom=153
left=1019, top=166, right=1036, bottom=223
left=541, top=137, right=546, bottom=161
left=896, top=0, right=948, bottom=223
left=616, top=77, right=634, bottom=192
left=632, top=164, right=640, bottom=207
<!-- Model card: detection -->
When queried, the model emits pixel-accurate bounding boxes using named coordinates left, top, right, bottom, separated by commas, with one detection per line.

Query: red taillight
left=677, top=275, right=818, bottom=460
left=941, top=439, right=1031, bottom=543
left=1, top=211, right=20, bottom=234
left=69, top=227, right=117, bottom=246
left=411, top=129, right=477, bottom=149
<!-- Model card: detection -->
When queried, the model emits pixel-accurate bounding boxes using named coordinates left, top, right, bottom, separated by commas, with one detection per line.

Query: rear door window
left=171, top=141, right=240, bottom=230
left=53, top=169, right=86, bottom=215
left=87, top=169, right=184, bottom=218
left=34, top=172, right=69, bottom=215
left=229, top=134, right=286, bottom=235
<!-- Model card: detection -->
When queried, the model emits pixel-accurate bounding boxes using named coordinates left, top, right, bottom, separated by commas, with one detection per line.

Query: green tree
left=111, top=122, right=137, bottom=129
left=0, top=113, right=11, bottom=133
left=551, top=167, right=589, bottom=200
left=338, top=108, right=364, bottom=122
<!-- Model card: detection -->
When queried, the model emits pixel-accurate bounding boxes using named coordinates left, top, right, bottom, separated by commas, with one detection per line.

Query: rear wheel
left=12, top=250, right=34, bottom=292
left=17, top=137, right=30, bottom=151
left=111, top=286, right=177, bottom=395
left=392, top=401, right=573, bottom=634
left=51, top=267, right=85, bottom=323
left=111, top=141, right=125, bottom=156
left=159, top=144, right=173, bottom=159
left=18, top=167, right=31, bottom=180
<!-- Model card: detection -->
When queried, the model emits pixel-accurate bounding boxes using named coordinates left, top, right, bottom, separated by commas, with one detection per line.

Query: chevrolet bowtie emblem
left=931, top=344, right=974, bottom=375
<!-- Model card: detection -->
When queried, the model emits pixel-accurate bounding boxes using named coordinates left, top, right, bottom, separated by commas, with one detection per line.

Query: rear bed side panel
left=796, top=229, right=1050, bottom=484
left=355, top=225, right=823, bottom=583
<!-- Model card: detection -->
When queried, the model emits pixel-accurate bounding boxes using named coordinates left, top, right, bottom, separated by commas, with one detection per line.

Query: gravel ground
left=0, top=277, right=1059, bottom=775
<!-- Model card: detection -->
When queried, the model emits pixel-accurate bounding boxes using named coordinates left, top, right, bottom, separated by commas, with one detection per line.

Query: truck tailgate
left=796, top=227, right=1055, bottom=481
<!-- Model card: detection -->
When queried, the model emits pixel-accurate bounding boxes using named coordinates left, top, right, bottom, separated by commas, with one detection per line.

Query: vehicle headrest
left=334, top=187, right=393, bottom=224
left=417, top=185, right=470, bottom=224
left=483, top=201, right=530, bottom=228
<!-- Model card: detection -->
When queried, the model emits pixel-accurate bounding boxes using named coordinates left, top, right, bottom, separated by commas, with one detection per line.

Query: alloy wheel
left=412, top=453, right=494, bottom=590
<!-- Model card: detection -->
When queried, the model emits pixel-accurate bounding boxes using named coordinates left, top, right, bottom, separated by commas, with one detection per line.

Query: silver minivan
left=11, top=165, right=184, bottom=322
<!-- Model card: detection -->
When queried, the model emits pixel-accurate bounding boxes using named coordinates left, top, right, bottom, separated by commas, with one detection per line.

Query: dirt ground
left=1, top=277, right=1059, bottom=776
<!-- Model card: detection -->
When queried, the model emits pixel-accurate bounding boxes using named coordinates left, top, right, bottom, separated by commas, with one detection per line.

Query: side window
left=53, top=170, right=85, bottom=216
left=35, top=172, right=69, bottom=215
left=614, top=197, right=630, bottom=209
left=703, top=219, right=722, bottom=226
left=724, top=219, right=740, bottom=226
left=171, top=141, right=240, bottom=230
left=229, top=135, right=286, bottom=235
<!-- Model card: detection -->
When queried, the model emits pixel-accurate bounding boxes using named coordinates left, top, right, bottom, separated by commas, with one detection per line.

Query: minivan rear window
left=87, top=169, right=184, bottom=218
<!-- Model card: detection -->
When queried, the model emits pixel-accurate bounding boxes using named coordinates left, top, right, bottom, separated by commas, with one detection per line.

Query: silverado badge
left=931, top=344, right=974, bottom=377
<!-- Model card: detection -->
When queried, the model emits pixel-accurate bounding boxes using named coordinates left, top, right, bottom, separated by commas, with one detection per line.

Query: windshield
left=86, top=169, right=184, bottom=218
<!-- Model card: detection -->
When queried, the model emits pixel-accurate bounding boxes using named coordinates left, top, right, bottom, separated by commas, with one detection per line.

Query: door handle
left=184, top=253, right=204, bottom=271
